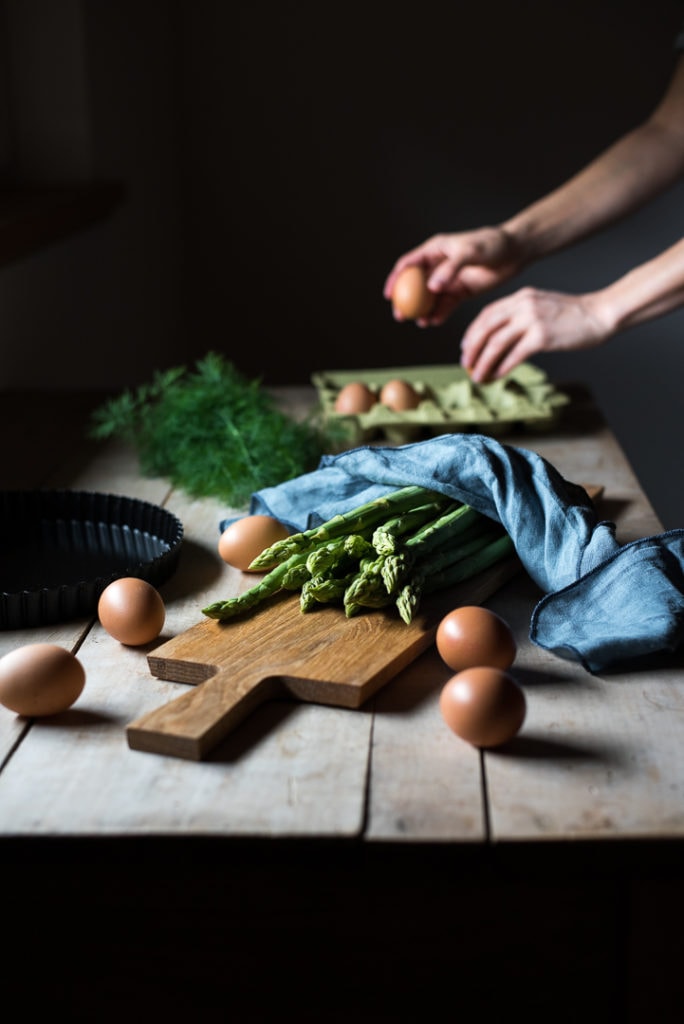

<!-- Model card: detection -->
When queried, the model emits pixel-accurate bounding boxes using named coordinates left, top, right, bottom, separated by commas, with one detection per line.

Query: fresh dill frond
left=89, top=352, right=330, bottom=507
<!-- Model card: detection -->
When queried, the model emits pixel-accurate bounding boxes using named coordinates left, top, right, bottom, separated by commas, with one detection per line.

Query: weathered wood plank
left=366, top=644, right=485, bottom=841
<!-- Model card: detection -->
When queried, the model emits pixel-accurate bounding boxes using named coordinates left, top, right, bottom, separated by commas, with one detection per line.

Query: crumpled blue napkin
left=222, top=433, right=684, bottom=673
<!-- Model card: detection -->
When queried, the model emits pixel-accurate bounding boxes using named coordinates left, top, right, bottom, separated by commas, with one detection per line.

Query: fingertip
left=462, top=352, right=486, bottom=382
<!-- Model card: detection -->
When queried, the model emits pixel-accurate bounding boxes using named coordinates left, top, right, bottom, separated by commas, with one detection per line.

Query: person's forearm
left=591, top=237, right=684, bottom=333
left=502, top=59, right=684, bottom=264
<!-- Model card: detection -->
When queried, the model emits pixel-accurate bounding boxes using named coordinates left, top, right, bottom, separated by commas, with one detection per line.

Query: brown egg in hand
left=439, top=667, right=526, bottom=748
left=218, top=514, right=290, bottom=571
left=391, top=266, right=434, bottom=320
left=98, top=577, right=166, bottom=646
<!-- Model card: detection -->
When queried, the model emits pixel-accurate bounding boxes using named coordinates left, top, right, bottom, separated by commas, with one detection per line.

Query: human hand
left=460, top=287, right=609, bottom=382
left=383, top=227, right=524, bottom=325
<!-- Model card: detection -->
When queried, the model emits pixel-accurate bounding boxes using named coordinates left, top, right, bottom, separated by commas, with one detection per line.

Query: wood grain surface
left=4, top=387, right=679, bottom=846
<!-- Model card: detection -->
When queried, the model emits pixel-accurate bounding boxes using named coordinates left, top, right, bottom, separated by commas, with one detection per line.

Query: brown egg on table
left=379, top=378, right=421, bottom=412
left=436, top=605, right=516, bottom=673
left=439, top=666, right=526, bottom=748
left=0, top=643, right=86, bottom=717
left=334, top=381, right=378, bottom=414
left=218, top=514, right=290, bottom=571
left=391, top=265, right=434, bottom=320
left=97, top=576, right=166, bottom=646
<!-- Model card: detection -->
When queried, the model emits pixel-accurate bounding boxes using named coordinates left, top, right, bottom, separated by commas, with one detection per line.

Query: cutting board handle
left=127, top=668, right=283, bottom=760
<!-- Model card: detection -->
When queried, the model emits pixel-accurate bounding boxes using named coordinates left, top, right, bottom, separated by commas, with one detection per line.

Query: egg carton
left=312, top=363, right=570, bottom=446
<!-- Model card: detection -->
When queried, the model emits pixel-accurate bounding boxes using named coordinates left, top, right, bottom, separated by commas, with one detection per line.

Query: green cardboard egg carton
left=312, top=362, right=570, bottom=445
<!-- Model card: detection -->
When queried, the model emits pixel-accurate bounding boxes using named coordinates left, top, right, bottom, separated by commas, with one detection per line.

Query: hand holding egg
left=391, top=266, right=434, bottom=320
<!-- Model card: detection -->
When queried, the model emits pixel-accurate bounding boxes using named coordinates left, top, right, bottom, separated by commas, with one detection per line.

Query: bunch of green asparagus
left=202, top=485, right=514, bottom=625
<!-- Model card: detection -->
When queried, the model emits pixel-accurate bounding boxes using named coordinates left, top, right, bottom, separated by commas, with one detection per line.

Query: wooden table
left=1, top=383, right=682, bottom=1021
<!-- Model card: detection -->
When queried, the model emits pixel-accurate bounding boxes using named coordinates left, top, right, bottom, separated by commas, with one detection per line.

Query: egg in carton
left=312, top=363, right=570, bottom=447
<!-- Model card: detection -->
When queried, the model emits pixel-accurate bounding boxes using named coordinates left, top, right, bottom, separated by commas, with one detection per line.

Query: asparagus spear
left=381, top=502, right=483, bottom=592
left=300, top=572, right=355, bottom=612
left=343, top=565, right=394, bottom=616
left=404, top=501, right=482, bottom=555
left=305, top=533, right=373, bottom=575
left=203, top=550, right=312, bottom=620
left=248, top=485, right=442, bottom=570
left=281, top=562, right=311, bottom=590
left=396, top=532, right=515, bottom=624
left=371, top=496, right=452, bottom=555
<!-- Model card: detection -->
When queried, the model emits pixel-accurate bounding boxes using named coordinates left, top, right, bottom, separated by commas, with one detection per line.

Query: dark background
left=3, top=6, right=684, bottom=1018
left=1, top=0, right=683, bottom=525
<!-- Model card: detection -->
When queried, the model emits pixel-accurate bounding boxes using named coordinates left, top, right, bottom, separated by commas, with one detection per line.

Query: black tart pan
left=0, top=490, right=184, bottom=629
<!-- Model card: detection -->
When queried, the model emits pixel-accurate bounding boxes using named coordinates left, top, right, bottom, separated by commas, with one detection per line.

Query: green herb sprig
left=88, top=352, right=331, bottom=506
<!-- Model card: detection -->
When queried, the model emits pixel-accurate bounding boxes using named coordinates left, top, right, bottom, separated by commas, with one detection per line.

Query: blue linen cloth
left=221, top=433, right=684, bottom=673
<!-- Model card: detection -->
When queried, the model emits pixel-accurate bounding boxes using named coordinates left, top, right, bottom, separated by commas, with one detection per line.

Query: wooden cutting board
left=126, top=484, right=603, bottom=761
